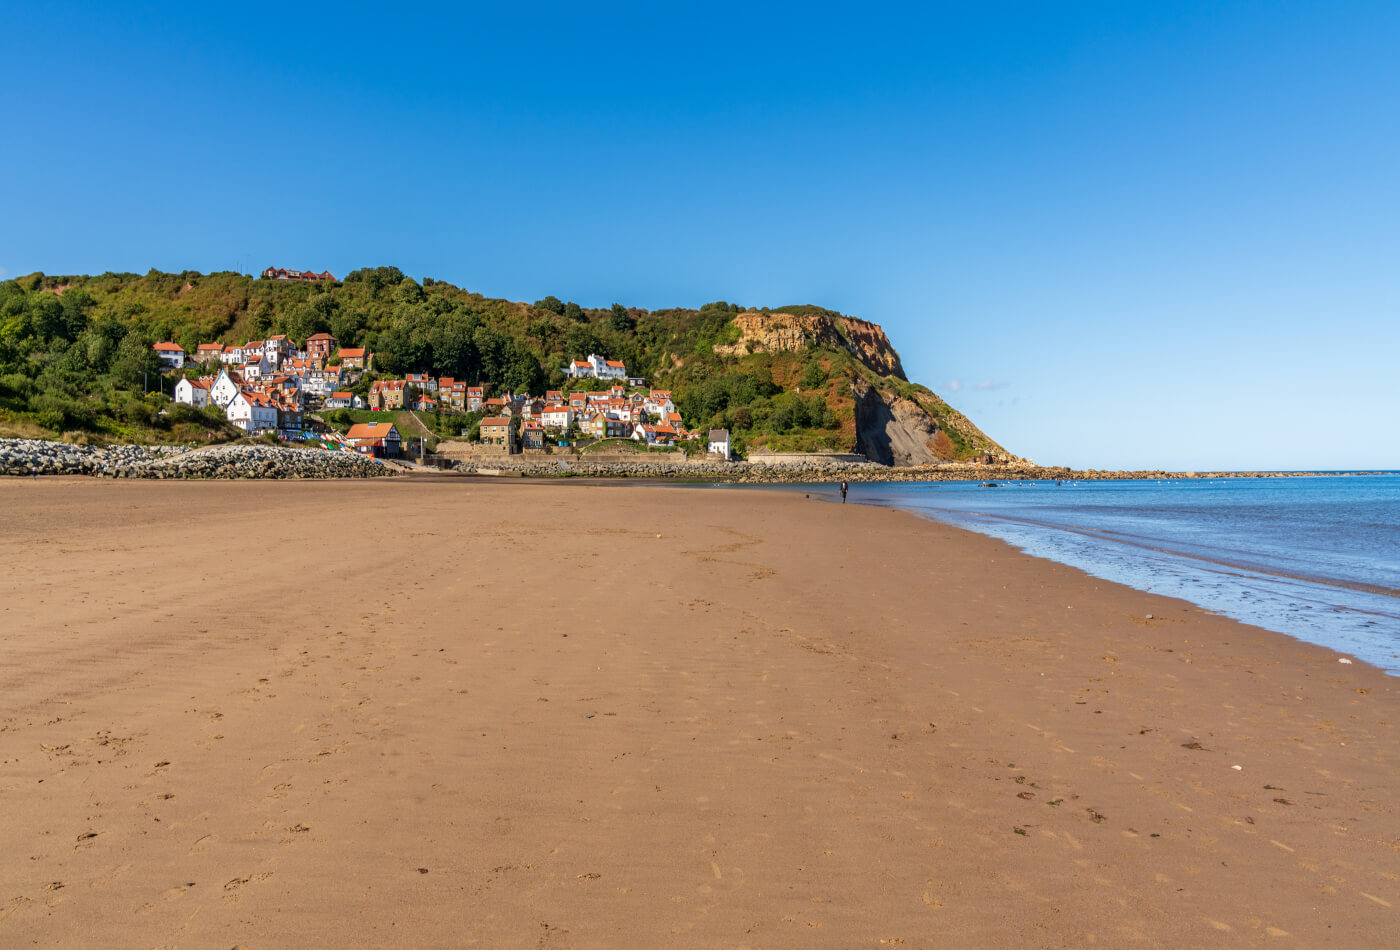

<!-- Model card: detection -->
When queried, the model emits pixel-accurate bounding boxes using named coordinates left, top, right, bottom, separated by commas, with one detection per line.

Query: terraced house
left=368, top=379, right=406, bottom=410
left=479, top=417, right=514, bottom=447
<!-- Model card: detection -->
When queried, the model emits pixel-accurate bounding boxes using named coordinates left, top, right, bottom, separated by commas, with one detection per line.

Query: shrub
left=28, top=392, right=96, bottom=431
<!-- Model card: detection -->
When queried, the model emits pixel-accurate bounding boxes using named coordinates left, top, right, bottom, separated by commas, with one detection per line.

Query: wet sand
left=1, top=477, right=1395, bottom=947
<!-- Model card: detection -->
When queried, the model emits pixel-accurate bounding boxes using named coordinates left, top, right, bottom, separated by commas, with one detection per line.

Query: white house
left=634, top=423, right=678, bottom=446
left=541, top=405, right=573, bottom=431
left=646, top=390, right=675, bottom=417
left=708, top=428, right=731, bottom=460
left=264, top=334, right=293, bottom=368
left=226, top=391, right=279, bottom=433
left=301, top=371, right=336, bottom=399
left=325, top=391, right=364, bottom=409
left=152, top=342, right=185, bottom=369
left=594, top=355, right=626, bottom=379
left=565, top=353, right=626, bottom=379
left=241, top=356, right=273, bottom=381
left=174, top=377, right=212, bottom=408
left=209, top=369, right=241, bottom=408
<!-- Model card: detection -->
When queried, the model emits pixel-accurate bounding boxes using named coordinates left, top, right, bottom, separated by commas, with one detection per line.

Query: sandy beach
left=1, top=477, right=1395, bottom=948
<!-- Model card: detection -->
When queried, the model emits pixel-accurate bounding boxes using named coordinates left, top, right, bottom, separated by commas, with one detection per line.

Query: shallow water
left=799, top=475, right=1400, bottom=674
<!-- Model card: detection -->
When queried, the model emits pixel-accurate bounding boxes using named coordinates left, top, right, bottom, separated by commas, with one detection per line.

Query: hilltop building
left=565, top=353, right=626, bottom=380
left=262, top=267, right=336, bottom=282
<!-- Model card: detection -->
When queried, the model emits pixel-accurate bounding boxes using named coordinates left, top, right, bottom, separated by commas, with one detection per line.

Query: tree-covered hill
left=0, top=268, right=1011, bottom=461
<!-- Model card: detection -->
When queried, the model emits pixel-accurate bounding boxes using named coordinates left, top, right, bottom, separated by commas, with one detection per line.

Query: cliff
left=851, top=380, right=1011, bottom=466
left=708, top=307, right=1008, bottom=465
left=715, top=310, right=906, bottom=379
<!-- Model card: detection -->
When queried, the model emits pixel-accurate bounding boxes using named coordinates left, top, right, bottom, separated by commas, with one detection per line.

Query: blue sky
left=2, top=1, right=1396, bottom=469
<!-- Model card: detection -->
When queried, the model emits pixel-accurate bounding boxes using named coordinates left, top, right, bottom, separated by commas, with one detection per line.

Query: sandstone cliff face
left=835, top=317, right=904, bottom=379
left=715, top=311, right=905, bottom=379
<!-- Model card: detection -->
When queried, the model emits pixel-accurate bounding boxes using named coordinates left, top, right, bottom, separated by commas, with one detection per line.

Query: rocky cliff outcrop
left=835, top=317, right=904, bottom=379
left=715, top=311, right=905, bottom=379
left=852, top=380, right=1011, bottom=467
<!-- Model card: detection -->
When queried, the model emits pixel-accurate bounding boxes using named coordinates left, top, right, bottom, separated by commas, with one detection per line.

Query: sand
left=0, top=477, right=1395, bottom=947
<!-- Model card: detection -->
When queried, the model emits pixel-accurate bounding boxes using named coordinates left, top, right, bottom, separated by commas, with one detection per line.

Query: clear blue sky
left=3, top=1, right=1396, bottom=470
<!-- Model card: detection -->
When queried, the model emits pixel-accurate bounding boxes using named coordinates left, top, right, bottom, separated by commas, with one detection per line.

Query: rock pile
left=451, top=456, right=877, bottom=480
left=0, top=439, right=393, bottom=479
left=444, top=453, right=1298, bottom=484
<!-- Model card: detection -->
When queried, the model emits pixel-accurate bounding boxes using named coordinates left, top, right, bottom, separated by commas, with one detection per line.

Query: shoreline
left=5, top=435, right=1393, bottom=483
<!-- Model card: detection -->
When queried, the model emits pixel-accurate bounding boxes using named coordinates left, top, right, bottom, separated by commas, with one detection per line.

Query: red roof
left=153, top=342, right=184, bottom=352
left=338, top=348, right=367, bottom=358
left=331, top=391, right=353, bottom=399
left=481, top=417, right=511, bottom=427
left=346, top=422, right=397, bottom=440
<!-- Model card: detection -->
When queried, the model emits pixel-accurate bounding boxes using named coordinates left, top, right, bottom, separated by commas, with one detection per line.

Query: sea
left=799, top=474, right=1400, bottom=674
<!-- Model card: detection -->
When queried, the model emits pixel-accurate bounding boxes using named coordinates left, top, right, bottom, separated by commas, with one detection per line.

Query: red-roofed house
left=262, top=267, right=337, bottom=282
left=479, top=416, right=514, bottom=447
left=345, top=422, right=401, bottom=457
left=152, top=341, right=185, bottom=369
left=438, top=380, right=467, bottom=411
left=226, top=390, right=279, bottom=433
left=325, top=391, right=364, bottom=410
left=305, top=332, right=337, bottom=360
left=368, top=379, right=406, bottom=410
left=634, top=423, right=678, bottom=446
left=541, top=405, right=573, bottom=431
left=337, top=347, right=369, bottom=370
left=173, top=377, right=211, bottom=408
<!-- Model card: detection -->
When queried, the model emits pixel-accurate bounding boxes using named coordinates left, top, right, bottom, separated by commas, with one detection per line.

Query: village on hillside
left=153, top=327, right=731, bottom=462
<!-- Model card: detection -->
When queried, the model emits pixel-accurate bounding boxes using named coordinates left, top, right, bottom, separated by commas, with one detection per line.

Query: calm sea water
left=798, top=475, right=1400, bottom=674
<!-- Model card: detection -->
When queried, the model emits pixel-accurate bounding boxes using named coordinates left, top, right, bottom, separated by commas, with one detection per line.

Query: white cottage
left=152, top=342, right=185, bottom=369
left=209, top=369, right=242, bottom=408
left=174, top=377, right=212, bottom=408
left=225, top=391, right=279, bottom=433
left=707, top=428, right=731, bottom=460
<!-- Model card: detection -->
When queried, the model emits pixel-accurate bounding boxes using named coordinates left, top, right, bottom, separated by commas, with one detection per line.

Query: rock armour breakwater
left=0, top=440, right=394, bottom=479
left=446, top=454, right=1316, bottom=483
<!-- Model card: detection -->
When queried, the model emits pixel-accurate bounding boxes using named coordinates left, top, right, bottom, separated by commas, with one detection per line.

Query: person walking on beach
left=840, top=480, right=848, bottom=503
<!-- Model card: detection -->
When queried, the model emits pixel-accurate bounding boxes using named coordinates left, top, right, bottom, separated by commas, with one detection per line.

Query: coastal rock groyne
left=0, top=440, right=393, bottom=479
left=443, top=453, right=1310, bottom=483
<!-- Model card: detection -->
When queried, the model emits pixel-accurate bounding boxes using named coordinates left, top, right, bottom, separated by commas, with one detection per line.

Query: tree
left=111, top=330, right=162, bottom=391
left=563, top=301, right=585, bottom=323
left=609, top=303, right=634, bottom=332
left=533, top=296, right=565, bottom=315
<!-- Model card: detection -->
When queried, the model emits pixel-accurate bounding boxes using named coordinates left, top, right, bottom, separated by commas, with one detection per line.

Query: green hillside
left=0, top=268, right=1009, bottom=461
